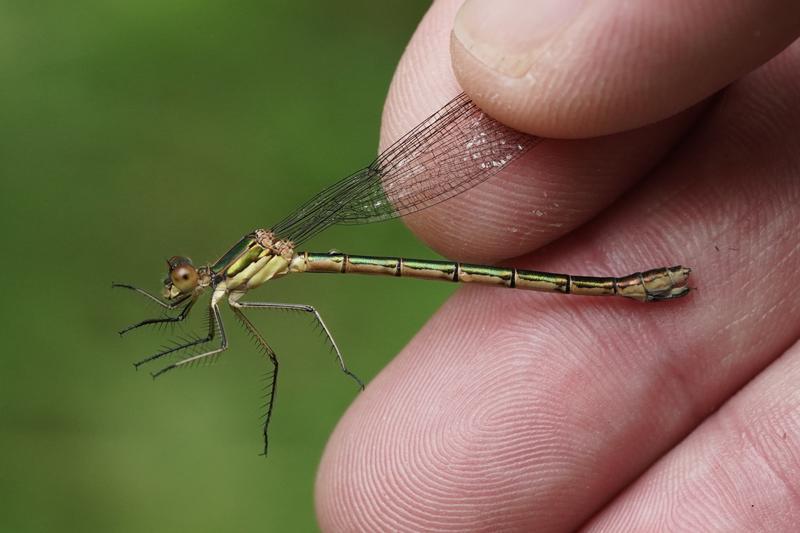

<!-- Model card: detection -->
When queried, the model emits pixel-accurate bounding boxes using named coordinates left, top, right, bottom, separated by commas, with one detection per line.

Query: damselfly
left=114, top=92, right=691, bottom=455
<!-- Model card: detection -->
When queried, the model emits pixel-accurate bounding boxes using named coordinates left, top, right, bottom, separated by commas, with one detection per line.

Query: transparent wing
left=271, top=92, right=541, bottom=245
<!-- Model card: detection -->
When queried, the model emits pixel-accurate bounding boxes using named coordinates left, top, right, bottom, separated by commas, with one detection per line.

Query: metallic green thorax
left=225, top=241, right=264, bottom=277
left=211, top=234, right=257, bottom=274
left=207, top=231, right=294, bottom=293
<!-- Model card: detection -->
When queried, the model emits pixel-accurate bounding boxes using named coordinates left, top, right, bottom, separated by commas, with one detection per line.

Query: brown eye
left=170, top=264, right=199, bottom=292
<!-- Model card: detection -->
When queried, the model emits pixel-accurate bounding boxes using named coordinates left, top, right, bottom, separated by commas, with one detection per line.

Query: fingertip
left=452, top=0, right=585, bottom=79
left=451, top=0, right=800, bottom=138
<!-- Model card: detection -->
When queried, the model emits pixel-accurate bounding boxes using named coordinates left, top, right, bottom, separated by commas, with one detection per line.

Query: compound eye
left=170, top=263, right=199, bottom=293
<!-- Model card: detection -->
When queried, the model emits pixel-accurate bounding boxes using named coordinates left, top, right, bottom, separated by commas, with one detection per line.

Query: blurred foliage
left=0, top=1, right=454, bottom=531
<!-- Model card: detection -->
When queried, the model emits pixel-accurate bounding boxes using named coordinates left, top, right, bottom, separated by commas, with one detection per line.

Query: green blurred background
left=0, top=1, right=455, bottom=531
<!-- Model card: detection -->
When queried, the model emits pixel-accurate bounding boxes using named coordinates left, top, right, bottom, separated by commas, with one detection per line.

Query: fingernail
left=454, top=0, right=585, bottom=77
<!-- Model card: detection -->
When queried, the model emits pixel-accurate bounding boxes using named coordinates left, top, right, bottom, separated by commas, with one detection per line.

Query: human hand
left=316, top=1, right=800, bottom=530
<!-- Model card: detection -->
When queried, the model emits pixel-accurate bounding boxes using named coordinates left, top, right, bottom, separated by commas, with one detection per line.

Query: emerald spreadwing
left=114, top=92, right=691, bottom=455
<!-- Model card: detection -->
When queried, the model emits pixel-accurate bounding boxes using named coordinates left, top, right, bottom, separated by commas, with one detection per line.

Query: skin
left=315, top=1, right=800, bottom=531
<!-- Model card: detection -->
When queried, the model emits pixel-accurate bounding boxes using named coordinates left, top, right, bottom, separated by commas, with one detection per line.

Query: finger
left=383, top=0, right=702, bottom=263
left=452, top=0, right=800, bottom=137
left=585, top=339, right=800, bottom=531
left=316, top=42, right=800, bottom=532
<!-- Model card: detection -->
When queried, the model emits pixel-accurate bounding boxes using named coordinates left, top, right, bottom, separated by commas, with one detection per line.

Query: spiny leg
left=231, top=307, right=279, bottom=457
left=236, top=301, right=364, bottom=390
left=132, top=301, right=214, bottom=369
left=150, top=304, right=228, bottom=379
left=113, top=283, right=195, bottom=335
left=120, top=296, right=197, bottom=336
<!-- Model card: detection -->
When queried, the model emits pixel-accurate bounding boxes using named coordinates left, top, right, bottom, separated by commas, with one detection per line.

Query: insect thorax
left=219, top=229, right=294, bottom=292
